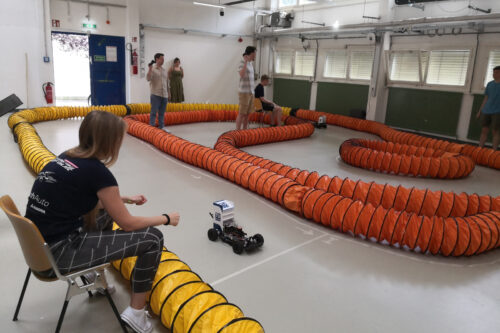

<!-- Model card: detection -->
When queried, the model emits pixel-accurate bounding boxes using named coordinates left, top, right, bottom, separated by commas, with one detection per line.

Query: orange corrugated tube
left=339, top=138, right=475, bottom=179
left=294, top=109, right=500, bottom=170
left=215, top=130, right=500, bottom=219
left=126, top=112, right=500, bottom=256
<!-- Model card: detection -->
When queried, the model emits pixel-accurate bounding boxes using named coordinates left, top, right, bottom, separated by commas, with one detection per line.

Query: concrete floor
left=0, top=115, right=499, bottom=333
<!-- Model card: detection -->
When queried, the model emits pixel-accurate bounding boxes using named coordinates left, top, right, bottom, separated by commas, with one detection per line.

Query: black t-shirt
left=25, top=153, right=118, bottom=243
left=254, top=83, right=264, bottom=98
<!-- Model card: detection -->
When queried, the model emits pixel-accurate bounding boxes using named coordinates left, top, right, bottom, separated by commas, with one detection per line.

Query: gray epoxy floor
left=1, top=116, right=499, bottom=333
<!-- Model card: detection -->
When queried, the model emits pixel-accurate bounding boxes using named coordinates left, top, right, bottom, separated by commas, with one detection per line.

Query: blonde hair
left=66, top=111, right=126, bottom=166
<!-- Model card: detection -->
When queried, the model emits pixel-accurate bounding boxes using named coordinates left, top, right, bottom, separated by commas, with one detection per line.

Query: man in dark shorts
left=477, top=65, right=500, bottom=150
left=254, top=75, right=283, bottom=126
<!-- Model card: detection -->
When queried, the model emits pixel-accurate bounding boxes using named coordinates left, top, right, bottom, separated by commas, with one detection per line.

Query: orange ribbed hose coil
left=339, top=138, right=475, bottom=178
left=295, top=109, right=500, bottom=170
left=125, top=110, right=500, bottom=256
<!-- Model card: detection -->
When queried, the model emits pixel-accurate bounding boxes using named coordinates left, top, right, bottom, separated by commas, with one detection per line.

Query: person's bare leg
left=131, top=292, right=148, bottom=309
left=274, top=106, right=282, bottom=126
left=493, top=130, right=499, bottom=150
left=242, top=115, right=249, bottom=129
left=479, top=126, right=489, bottom=148
left=236, top=113, right=242, bottom=130
left=271, top=109, right=278, bottom=126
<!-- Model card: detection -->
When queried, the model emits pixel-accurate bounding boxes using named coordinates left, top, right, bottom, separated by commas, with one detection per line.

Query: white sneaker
left=161, top=127, right=171, bottom=133
left=82, top=271, right=116, bottom=295
left=121, top=306, right=153, bottom=333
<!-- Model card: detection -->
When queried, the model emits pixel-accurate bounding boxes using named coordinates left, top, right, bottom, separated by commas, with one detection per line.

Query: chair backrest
left=0, top=195, right=53, bottom=272
left=254, top=98, right=263, bottom=111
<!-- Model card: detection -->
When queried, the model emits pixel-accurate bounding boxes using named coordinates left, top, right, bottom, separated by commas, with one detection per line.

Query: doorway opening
left=51, top=32, right=90, bottom=106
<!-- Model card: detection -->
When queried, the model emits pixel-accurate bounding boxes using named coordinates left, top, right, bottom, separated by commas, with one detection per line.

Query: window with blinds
left=294, top=51, right=316, bottom=76
left=279, top=0, right=297, bottom=7
left=275, top=51, right=293, bottom=75
left=425, top=50, right=470, bottom=86
left=484, top=50, right=500, bottom=87
left=324, top=50, right=348, bottom=78
left=389, top=51, right=420, bottom=82
left=349, top=50, right=374, bottom=80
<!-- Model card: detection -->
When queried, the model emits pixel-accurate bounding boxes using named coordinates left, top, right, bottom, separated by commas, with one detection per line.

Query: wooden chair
left=0, top=195, right=127, bottom=333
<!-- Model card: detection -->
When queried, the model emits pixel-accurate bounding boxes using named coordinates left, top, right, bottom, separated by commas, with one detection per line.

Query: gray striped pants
left=50, top=213, right=164, bottom=293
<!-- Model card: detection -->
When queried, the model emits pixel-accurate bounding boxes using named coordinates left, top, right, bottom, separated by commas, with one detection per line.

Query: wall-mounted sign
left=106, top=46, right=117, bottom=62
left=83, top=23, right=97, bottom=29
left=51, top=19, right=60, bottom=28
left=94, top=55, right=106, bottom=62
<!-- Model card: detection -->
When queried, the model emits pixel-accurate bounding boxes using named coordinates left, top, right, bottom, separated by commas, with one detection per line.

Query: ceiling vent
left=270, top=12, right=293, bottom=28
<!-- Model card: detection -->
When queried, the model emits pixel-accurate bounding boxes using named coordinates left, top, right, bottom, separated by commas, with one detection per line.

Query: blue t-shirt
left=25, top=153, right=118, bottom=243
left=483, top=80, right=500, bottom=114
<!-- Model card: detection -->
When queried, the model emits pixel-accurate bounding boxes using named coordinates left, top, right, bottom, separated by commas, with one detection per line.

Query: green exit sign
left=83, top=23, right=96, bottom=29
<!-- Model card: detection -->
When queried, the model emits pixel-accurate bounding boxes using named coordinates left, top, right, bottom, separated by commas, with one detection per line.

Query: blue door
left=89, top=34, right=125, bottom=105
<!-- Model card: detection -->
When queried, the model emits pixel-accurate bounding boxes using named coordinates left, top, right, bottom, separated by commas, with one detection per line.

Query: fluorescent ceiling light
left=193, top=2, right=226, bottom=9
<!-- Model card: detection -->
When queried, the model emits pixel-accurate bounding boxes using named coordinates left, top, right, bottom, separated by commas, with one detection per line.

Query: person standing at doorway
left=147, top=53, right=170, bottom=132
left=168, top=58, right=185, bottom=103
left=236, top=46, right=257, bottom=130
left=477, top=66, right=500, bottom=150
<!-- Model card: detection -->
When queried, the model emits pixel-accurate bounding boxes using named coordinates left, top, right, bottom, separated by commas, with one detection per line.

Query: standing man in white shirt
left=147, top=53, right=170, bottom=132
left=236, top=46, right=257, bottom=130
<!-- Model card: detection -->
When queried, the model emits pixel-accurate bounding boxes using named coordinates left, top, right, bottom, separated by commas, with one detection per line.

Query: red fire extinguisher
left=132, top=50, right=138, bottom=75
left=42, top=82, right=54, bottom=104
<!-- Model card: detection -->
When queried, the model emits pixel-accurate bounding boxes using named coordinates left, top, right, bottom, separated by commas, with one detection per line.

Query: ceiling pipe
left=259, top=22, right=500, bottom=39
left=141, top=23, right=253, bottom=38
left=64, top=0, right=126, bottom=8
left=258, top=13, right=500, bottom=37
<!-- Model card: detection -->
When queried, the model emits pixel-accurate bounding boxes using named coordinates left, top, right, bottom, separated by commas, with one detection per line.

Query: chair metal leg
left=13, top=269, right=31, bottom=321
left=55, top=300, right=69, bottom=333
left=103, top=289, right=128, bottom=333
left=80, top=275, right=94, bottom=297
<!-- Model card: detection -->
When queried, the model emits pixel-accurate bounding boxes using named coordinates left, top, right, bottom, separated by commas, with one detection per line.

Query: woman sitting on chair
left=254, top=74, right=283, bottom=126
left=25, top=110, right=179, bottom=333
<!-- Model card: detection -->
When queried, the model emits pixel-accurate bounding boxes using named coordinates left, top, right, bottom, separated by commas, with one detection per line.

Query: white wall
left=277, top=0, right=500, bottom=28
left=3, top=0, right=499, bottom=111
left=134, top=0, right=257, bottom=104
left=0, top=0, right=53, bottom=108
left=51, top=0, right=127, bottom=36
left=285, top=0, right=381, bottom=28
left=390, top=0, right=500, bottom=21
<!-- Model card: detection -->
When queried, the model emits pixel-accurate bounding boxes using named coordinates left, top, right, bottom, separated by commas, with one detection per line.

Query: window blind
left=349, top=50, right=374, bottom=80
left=275, top=51, right=293, bottom=75
left=279, top=0, right=297, bottom=7
left=294, top=51, right=316, bottom=77
left=484, top=50, right=500, bottom=87
left=389, top=51, right=420, bottom=82
left=426, top=50, right=470, bottom=86
left=324, top=50, right=348, bottom=78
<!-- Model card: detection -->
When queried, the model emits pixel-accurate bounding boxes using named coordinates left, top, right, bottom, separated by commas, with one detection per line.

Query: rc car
left=314, top=115, right=327, bottom=129
left=207, top=200, right=264, bottom=254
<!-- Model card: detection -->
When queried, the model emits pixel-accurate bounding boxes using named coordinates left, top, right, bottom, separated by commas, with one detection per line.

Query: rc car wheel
left=253, top=233, right=264, bottom=246
left=232, top=241, right=244, bottom=255
left=208, top=228, right=218, bottom=241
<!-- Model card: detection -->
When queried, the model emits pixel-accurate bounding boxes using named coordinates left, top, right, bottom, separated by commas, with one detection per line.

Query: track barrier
left=5, top=103, right=500, bottom=330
